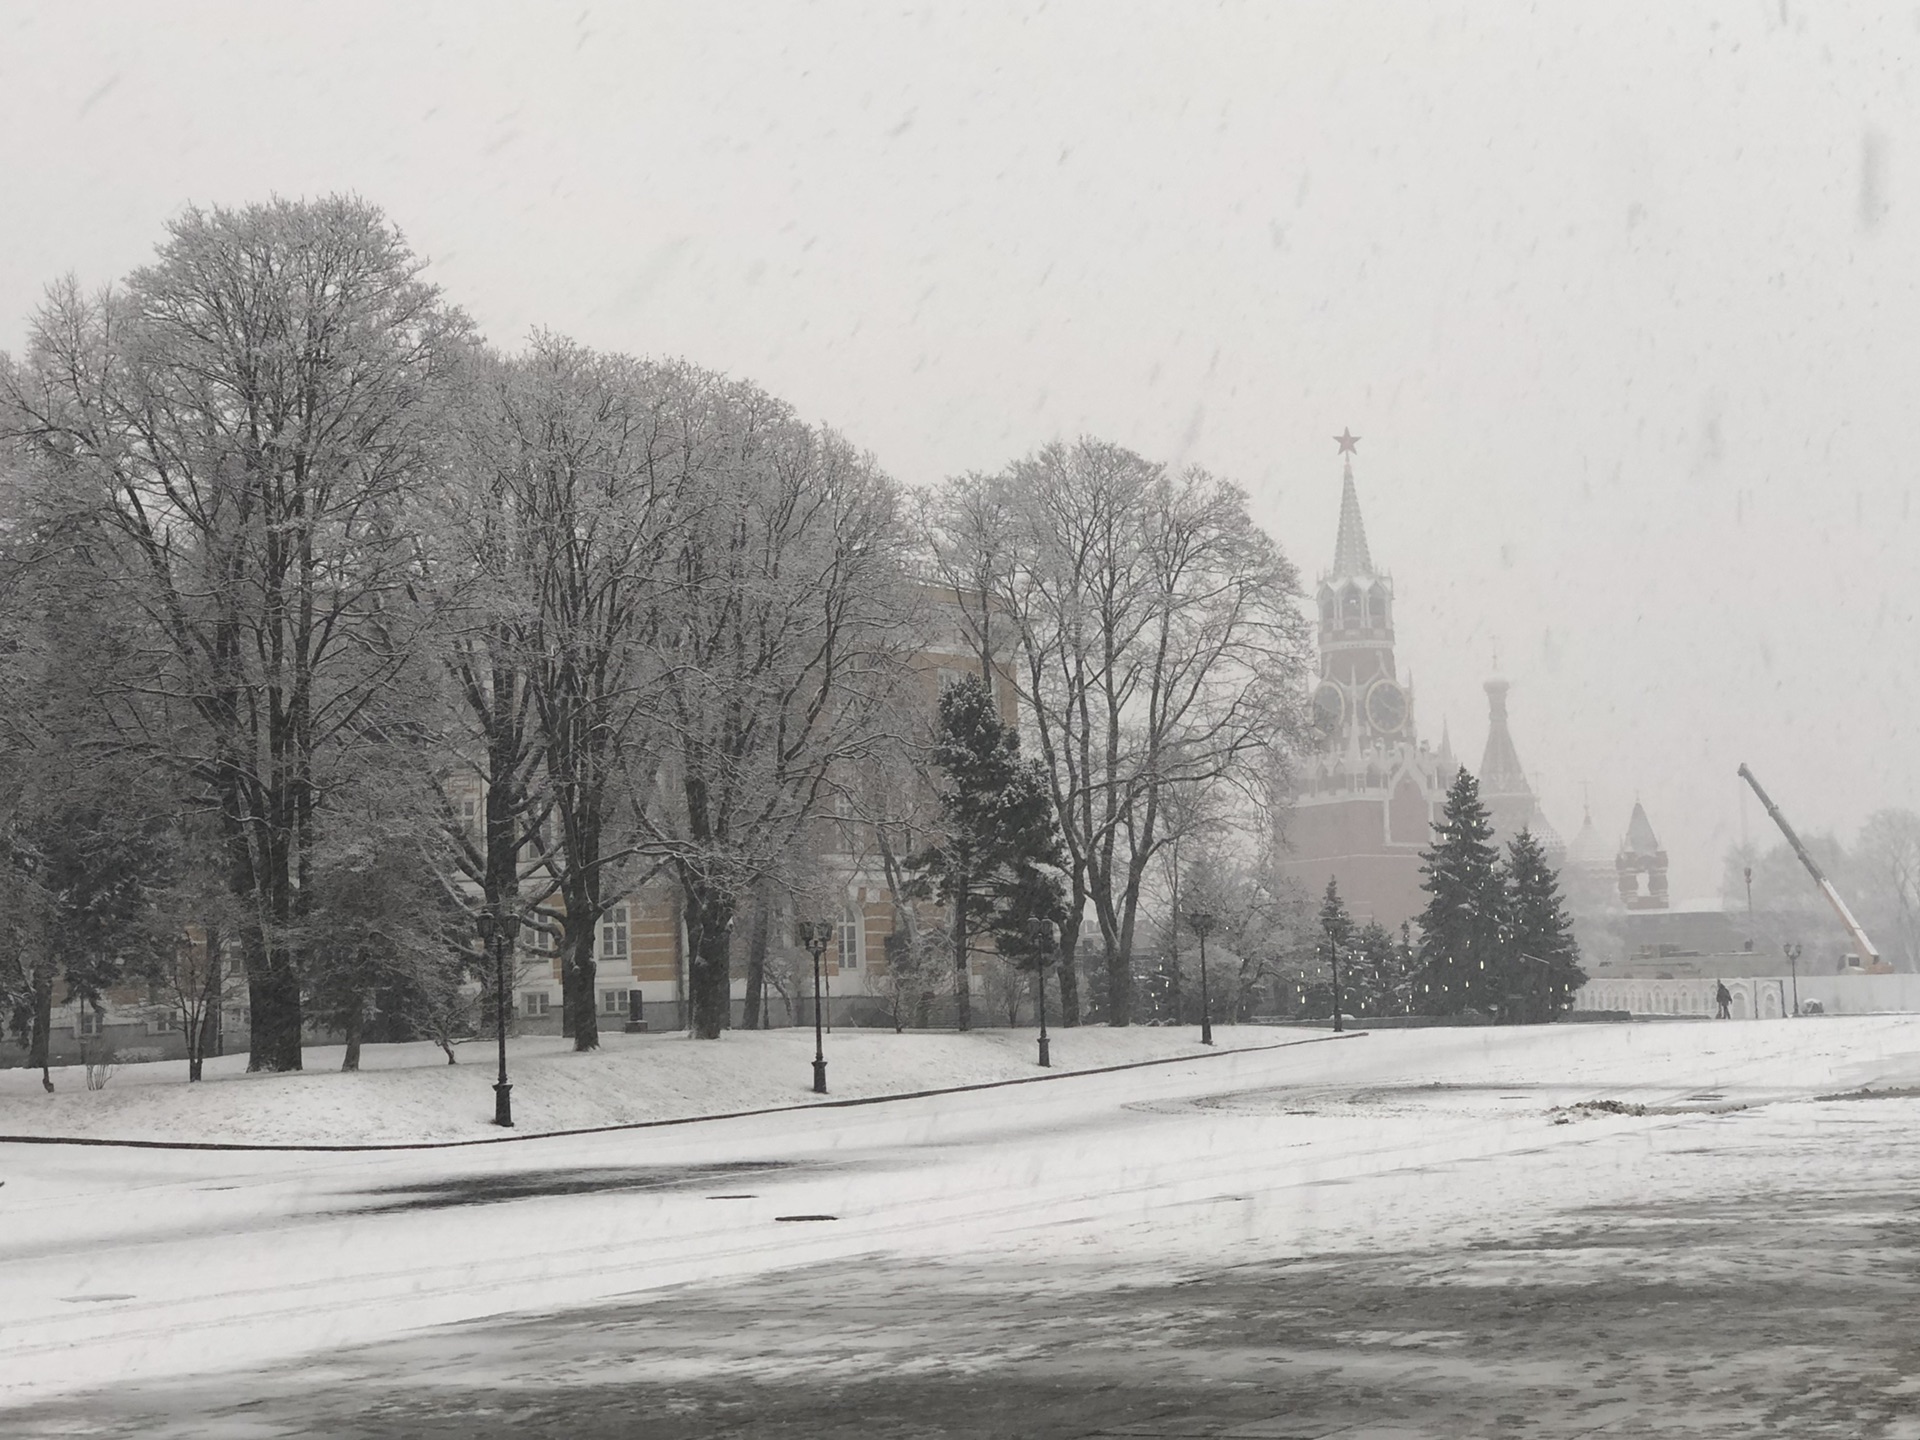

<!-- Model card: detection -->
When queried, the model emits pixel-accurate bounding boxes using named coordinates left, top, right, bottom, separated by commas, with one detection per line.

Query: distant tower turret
left=1478, top=674, right=1565, bottom=866
left=1562, top=798, right=1619, bottom=915
left=1616, top=801, right=1670, bottom=911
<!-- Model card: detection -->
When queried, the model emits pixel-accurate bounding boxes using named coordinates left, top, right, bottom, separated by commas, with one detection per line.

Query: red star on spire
left=1334, top=428, right=1361, bottom=455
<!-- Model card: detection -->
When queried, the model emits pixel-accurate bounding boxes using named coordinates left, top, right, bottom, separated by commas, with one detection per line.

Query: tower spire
left=1479, top=676, right=1531, bottom=800
left=1331, top=453, right=1375, bottom=578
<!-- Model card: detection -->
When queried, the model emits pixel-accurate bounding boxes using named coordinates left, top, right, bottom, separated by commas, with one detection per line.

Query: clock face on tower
left=1365, top=679, right=1408, bottom=736
left=1311, top=682, right=1345, bottom=740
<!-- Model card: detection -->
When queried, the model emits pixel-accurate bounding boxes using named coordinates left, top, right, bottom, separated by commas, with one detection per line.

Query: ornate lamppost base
left=1200, top=1019, right=1214, bottom=1046
left=812, top=1057, right=828, bottom=1095
left=493, top=1081, right=514, bottom=1127
left=1037, top=1035, right=1051, bottom=1067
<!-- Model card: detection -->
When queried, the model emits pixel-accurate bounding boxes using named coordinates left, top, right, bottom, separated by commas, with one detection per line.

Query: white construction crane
left=1737, top=763, right=1880, bottom=967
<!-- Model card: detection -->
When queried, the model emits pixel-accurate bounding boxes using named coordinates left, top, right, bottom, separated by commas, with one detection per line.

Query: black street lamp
left=479, top=907, right=520, bottom=1127
left=1186, top=909, right=1216, bottom=1046
left=797, top=920, right=832, bottom=1094
left=1329, top=937, right=1344, bottom=1034
left=1784, top=942, right=1802, bottom=1017
left=1027, top=918, right=1054, bottom=1068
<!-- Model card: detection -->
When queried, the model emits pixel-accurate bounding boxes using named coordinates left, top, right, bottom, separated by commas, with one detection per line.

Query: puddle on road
left=344, top=1161, right=802, bottom=1213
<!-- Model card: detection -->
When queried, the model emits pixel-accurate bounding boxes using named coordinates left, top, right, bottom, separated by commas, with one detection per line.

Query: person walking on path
left=1715, top=981, right=1733, bottom=1019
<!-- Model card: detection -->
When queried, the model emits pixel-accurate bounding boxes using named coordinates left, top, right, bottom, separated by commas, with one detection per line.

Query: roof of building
left=1330, top=458, right=1375, bottom=579
left=1566, top=806, right=1612, bottom=872
left=1622, top=801, right=1662, bottom=856
left=1478, top=676, right=1532, bottom=798
left=1529, top=804, right=1566, bottom=861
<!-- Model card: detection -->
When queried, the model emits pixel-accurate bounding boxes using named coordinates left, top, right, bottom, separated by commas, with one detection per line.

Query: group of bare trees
left=921, top=442, right=1312, bottom=1026
left=0, top=195, right=1315, bottom=1079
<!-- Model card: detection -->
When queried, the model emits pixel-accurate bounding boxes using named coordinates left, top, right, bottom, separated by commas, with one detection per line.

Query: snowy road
left=5, top=1018, right=1920, bottom=1436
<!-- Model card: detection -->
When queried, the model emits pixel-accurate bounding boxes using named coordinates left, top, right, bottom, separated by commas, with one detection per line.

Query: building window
left=521, top=992, right=550, bottom=1017
left=601, top=988, right=630, bottom=1015
left=527, top=910, right=562, bottom=956
left=458, top=791, right=483, bottom=841
left=838, top=902, right=862, bottom=970
left=77, top=1007, right=103, bottom=1038
left=600, top=904, right=630, bottom=962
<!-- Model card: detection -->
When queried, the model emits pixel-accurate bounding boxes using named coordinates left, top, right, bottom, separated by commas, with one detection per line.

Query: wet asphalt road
left=11, top=1089, right=1920, bottom=1439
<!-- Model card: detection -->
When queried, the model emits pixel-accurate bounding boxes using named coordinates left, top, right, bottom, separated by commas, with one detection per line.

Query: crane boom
left=1737, top=763, right=1880, bottom=965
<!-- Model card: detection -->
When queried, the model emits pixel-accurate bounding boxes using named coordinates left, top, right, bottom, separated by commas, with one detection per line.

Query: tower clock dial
left=1365, top=679, right=1408, bottom=736
left=1311, top=681, right=1345, bottom=740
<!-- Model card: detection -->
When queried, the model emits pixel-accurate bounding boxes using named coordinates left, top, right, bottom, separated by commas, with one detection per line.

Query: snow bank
left=0, top=1022, right=1301, bottom=1147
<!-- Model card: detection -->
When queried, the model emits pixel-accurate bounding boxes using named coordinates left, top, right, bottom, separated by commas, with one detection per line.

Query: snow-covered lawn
left=4, top=1014, right=1919, bottom=1417
left=0, top=1022, right=1299, bottom=1146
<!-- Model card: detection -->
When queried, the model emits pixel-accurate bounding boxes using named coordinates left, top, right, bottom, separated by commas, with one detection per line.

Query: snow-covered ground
left=0, top=1023, right=1294, bottom=1146
left=3, top=1015, right=1918, bottom=1423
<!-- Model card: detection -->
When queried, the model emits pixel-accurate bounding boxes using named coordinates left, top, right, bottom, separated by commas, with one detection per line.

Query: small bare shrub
left=82, top=1044, right=118, bottom=1091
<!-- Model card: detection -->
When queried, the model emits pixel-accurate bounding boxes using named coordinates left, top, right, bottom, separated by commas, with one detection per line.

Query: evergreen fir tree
left=1316, top=878, right=1355, bottom=1021
left=1504, top=827, right=1585, bottom=1022
left=908, top=675, right=1065, bottom=1030
left=1353, top=920, right=1402, bottom=1018
left=1416, top=768, right=1507, bottom=1016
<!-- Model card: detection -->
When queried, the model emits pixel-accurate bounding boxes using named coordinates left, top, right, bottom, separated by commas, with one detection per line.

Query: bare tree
left=1854, top=809, right=1920, bottom=972
left=472, top=337, right=677, bottom=1049
left=1, top=199, right=468, bottom=1071
left=134, top=813, right=246, bottom=1081
left=927, top=440, right=1311, bottom=1026
left=637, top=388, right=914, bottom=1040
left=427, top=347, right=585, bottom=1041
left=983, top=956, right=1026, bottom=1027
left=305, top=776, right=470, bottom=1071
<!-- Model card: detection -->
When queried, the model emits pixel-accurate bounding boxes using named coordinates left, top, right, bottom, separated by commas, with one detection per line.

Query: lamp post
left=1784, top=941, right=1802, bottom=1017
left=1515, top=952, right=1549, bottom=1025
left=1329, top=937, right=1344, bottom=1034
left=1028, top=918, right=1054, bottom=1068
left=798, top=920, right=832, bottom=1094
left=479, top=908, right=518, bottom=1127
left=1186, top=909, right=1216, bottom=1046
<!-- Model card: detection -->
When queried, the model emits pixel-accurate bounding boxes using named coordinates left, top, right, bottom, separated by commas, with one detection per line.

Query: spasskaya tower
left=1278, top=432, right=1456, bottom=929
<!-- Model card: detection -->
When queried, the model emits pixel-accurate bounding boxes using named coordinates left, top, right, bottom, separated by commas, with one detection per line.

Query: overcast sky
left=2, top=1, right=1914, bottom=900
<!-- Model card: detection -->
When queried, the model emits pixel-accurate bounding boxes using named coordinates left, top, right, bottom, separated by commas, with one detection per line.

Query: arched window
left=1343, top=586, right=1363, bottom=628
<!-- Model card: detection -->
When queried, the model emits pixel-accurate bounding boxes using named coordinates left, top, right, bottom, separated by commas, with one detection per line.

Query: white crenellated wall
left=1575, top=973, right=1920, bottom=1018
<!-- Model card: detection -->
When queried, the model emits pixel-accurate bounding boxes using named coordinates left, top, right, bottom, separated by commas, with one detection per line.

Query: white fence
left=1575, top=973, right=1920, bottom=1018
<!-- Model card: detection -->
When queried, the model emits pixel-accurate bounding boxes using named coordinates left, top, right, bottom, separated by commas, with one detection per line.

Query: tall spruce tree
left=1316, top=878, right=1355, bottom=1021
left=908, top=675, right=1064, bottom=1031
left=1505, top=827, right=1585, bottom=1022
left=1352, top=920, right=1404, bottom=1018
left=1417, top=768, right=1507, bottom=1016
